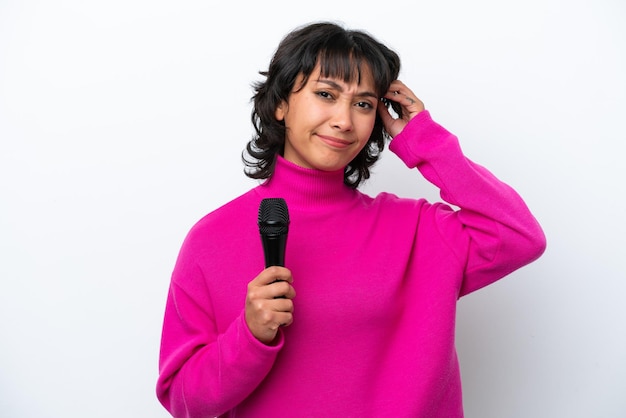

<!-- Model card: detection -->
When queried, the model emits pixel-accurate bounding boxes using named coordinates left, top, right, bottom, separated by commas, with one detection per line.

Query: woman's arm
left=388, top=109, right=546, bottom=296
left=156, top=243, right=284, bottom=417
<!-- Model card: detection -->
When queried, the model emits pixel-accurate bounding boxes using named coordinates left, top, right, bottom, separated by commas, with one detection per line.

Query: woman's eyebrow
left=316, top=79, right=378, bottom=99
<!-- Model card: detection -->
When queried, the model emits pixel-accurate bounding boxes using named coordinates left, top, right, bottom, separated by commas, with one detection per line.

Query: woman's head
left=243, top=21, right=401, bottom=188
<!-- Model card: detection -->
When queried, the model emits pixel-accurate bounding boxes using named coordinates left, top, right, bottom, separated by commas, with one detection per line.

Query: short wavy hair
left=242, top=22, right=401, bottom=188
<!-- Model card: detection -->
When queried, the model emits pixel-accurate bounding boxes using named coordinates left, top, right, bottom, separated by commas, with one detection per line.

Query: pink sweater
left=156, top=111, right=546, bottom=417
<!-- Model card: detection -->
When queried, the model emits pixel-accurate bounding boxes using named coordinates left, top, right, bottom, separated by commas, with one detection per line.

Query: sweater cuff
left=388, top=110, right=454, bottom=168
left=238, top=311, right=285, bottom=352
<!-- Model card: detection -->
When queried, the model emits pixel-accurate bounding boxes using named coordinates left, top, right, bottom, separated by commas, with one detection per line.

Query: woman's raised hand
left=378, top=80, right=425, bottom=138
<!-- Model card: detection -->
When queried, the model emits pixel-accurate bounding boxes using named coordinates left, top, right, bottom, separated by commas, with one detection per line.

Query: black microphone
left=258, top=198, right=290, bottom=267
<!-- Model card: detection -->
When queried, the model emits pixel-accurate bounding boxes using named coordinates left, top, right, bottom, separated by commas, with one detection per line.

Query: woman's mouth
left=317, top=134, right=353, bottom=149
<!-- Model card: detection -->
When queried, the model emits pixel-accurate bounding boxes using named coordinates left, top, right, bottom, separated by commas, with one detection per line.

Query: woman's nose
left=329, top=103, right=354, bottom=132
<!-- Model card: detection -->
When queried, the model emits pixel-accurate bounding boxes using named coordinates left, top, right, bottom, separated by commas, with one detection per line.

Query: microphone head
left=258, top=198, right=290, bottom=236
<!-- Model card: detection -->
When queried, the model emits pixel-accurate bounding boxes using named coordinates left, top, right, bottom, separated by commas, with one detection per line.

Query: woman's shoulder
left=185, top=188, right=261, bottom=240
left=360, top=190, right=427, bottom=210
left=359, top=189, right=457, bottom=225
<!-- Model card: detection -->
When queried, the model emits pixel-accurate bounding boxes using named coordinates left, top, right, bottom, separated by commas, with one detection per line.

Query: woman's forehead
left=316, top=54, right=373, bottom=83
left=302, top=60, right=376, bottom=91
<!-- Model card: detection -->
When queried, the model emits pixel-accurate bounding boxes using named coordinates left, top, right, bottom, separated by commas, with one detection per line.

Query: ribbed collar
left=257, top=156, right=356, bottom=210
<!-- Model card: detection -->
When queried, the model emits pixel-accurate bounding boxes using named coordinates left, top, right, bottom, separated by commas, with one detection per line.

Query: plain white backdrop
left=1, top=0, right=624, bottom=417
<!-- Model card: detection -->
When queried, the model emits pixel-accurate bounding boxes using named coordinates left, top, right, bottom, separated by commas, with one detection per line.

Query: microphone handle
left=261, top=233, right=287, bottom=267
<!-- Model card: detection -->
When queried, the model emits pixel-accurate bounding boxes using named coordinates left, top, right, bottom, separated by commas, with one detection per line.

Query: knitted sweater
left=156, top=111, right=546, bottom=417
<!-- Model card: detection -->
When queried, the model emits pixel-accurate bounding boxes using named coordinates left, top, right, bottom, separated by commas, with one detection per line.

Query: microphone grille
left=258, top=198, right=290, bottom=234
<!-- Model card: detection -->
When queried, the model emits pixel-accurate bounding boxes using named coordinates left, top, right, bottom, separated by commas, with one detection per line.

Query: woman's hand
left=378, top=80, right=425, bottom=138
left=245, top=266, right=296, bottom=345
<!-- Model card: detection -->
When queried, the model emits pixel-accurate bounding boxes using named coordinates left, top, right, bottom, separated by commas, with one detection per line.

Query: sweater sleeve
left=389, top=110, right=546, bottom=296
left=156, top=235, right=284, bottom=417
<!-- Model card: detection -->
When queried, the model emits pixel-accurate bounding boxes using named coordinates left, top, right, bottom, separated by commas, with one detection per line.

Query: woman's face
left=275, top=64, right=378, bottom=172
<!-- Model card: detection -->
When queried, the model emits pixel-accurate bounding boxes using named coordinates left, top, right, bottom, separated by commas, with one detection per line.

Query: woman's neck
left=258, top=156, right=355, bottom=209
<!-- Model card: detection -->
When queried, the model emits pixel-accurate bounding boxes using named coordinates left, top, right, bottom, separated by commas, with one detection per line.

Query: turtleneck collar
left=257, top=156, right=356, bottom=210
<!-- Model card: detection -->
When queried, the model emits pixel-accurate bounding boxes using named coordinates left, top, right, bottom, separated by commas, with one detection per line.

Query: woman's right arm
left=156, top=257, right=286, bottom=417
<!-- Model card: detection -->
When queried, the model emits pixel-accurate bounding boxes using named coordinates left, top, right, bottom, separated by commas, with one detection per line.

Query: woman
left=156, top=21, right=546, bottom=417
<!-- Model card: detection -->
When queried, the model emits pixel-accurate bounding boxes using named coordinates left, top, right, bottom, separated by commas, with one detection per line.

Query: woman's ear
left=275, top=101, right=286, bottom=121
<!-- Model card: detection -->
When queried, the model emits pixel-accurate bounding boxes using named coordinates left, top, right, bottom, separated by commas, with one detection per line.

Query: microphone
left=258, top=198, right=290, bottom=267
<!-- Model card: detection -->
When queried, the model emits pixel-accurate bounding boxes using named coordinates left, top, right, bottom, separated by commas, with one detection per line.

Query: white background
left=1, top=1, right=624, bottom=417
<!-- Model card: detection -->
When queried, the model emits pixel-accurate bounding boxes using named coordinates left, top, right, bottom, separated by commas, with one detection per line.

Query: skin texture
left=245, top=64, right=425, bottom=345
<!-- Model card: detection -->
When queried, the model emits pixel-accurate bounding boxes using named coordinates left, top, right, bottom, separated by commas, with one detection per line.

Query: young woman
left=156, top=21, right=546, bottom=417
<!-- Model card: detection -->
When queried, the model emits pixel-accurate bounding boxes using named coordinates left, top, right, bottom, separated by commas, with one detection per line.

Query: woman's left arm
left=380, top=82, right=547, bottom=296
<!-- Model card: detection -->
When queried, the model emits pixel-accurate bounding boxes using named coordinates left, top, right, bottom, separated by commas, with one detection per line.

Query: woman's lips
left=317, top=134, right=353, bottom=149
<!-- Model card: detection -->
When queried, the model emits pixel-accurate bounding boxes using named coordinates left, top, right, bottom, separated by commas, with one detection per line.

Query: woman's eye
left=317, top=91, right=333, bottom=99
left=356, top=101, right=374, bottom=110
